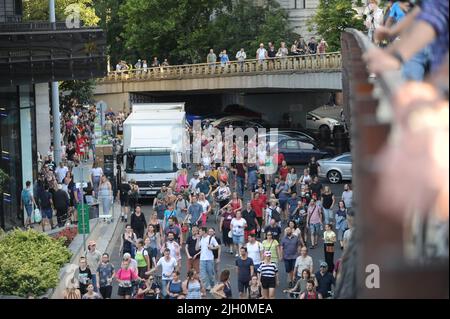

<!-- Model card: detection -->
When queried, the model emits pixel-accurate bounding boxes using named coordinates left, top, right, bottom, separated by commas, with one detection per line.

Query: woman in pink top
left=176, top=169, right=188, bottom=193
left=115, top=260, right=139, bottom=299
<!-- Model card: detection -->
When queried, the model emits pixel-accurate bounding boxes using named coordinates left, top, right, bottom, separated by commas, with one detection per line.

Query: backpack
left=269, top=207, right=281, bottom=223
left=21, top=189, right=32, bottom=206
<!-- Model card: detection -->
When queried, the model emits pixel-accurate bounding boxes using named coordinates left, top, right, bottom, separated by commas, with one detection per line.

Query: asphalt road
left=107, top=164, right=345, bottom=299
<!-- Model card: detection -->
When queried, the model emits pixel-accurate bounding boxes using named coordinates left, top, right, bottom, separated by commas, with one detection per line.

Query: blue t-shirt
left=389, top=2, right=407, bottom=23
left=164, top=210, right=177, bottom=225
left=287, top=197, right=298, bottom=214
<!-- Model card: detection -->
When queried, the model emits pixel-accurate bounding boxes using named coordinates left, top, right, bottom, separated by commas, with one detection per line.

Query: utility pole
left=49, top=0, right=62, bottom=164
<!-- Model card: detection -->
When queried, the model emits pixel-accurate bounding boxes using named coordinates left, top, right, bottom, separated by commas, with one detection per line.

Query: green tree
left=117, top=0, right=295, bottom=65
left=0, top=229, right=71, bottom=297
left=210, top=0, right=296, bottom=59
left=94, top=0, right=126, bottom=66
left=22, top=0, right=99, bottom=26
left=118, top=0, right=222, bottom=64
left=308, top=0, right=365, bottom=51
left=60, top=79, right=96, bottom=106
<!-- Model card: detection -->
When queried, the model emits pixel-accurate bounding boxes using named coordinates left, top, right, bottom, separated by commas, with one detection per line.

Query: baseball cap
left=320, top=261, right=328, bottom=268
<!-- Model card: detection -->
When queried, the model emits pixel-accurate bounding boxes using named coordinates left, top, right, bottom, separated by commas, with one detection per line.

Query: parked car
left=211, top=116, right=265, bottom=132
left=306, top=112, right=343, bottom=136
left=258, top=131, right=317, bottom=150
left=277, top=138, right=333, bottom=164
left=317, top=153, right=352, bottom=184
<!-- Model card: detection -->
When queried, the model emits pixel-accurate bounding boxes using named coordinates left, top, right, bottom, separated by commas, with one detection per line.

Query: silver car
left=306, top=112, right=341, bottom=135
left=317, top=153, right=352, bottom=184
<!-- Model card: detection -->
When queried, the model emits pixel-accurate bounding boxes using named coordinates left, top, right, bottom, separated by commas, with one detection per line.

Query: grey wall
left=35, top=83, right=51, bottom=157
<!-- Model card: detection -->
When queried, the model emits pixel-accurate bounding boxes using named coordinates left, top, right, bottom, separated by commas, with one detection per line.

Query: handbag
left=325, top=245, right=334, bottom=253
left=33, top=208, right=42, bottom=223
left=228, top=230, right=233, bottom=238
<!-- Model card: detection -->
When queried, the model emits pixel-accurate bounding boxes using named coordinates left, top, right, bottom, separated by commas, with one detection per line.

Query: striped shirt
left=416, top=0, right=449, bottom=72
left=258, top=262, right=278, bottom=278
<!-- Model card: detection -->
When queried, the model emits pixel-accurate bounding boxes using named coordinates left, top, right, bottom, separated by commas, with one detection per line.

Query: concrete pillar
left=35, top=83, right=51, bottom=157
left=19, top=84, right=34, bottom=222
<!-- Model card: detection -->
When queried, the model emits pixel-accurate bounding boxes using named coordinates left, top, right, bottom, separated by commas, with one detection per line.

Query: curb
left=50, top=202, right=122, bottom=299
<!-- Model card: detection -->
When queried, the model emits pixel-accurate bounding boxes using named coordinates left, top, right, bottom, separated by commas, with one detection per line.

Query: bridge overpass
left=93, top=53, right=343, bottom=116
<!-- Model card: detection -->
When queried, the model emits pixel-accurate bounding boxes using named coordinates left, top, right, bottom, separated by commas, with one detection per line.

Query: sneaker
left=310, top=246, right=315, bottom=249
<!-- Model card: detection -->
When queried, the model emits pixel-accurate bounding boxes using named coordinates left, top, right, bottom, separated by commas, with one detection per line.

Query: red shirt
left=251, top=198, right=266, bottom=218
left=279, top=166, right=289, bottom=181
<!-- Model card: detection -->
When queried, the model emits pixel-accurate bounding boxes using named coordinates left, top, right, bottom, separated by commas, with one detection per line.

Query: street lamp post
left=49, top=0, right=62, bottom=165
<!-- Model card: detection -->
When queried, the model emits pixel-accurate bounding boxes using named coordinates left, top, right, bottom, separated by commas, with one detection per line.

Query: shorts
left=232, top=234, right=244, bottom=245
left=238, top=280, right=250, bottom=293
left=25, top=205, right=33, bottom=217
left=279, top=200, right=287, bottom=211
left=284, top=259, right=296, bottom=273
left=42, top=208, right=53, bottom=219
left=309, top=223, right=321, bottom=234
left=118, top=286, right=132, bottom=296
left=120, top=196, right=129, bottom=207
left=260, top=276, right=276, bottom=289
left=254, top=264, right=260, bottom=273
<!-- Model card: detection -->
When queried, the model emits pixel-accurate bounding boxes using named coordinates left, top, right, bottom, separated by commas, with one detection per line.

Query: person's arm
left=185, top=240, right=192, bottom=259
left=331, top=195, right=335, bottom=209
left=216, top=243, right=221, bottom=263
left=145, top=252, right=151, bottom=271
left=376, top=6, right=421, bottom=42
left=277, top=243, right=282, bottom=261
left=211, top=283, right=226, bottom=299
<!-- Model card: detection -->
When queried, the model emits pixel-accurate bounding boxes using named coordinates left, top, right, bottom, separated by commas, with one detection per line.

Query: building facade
left=274, top=0, right=320, bottom=39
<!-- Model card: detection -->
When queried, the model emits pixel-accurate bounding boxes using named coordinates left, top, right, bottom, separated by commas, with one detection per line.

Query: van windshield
left=125, top=153, right=174, bottom=173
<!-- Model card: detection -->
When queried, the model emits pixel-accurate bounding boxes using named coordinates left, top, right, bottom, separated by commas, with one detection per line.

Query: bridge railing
left=337, top=28, right=448, bottom=299
left=99, top=52, right=341, bottom=82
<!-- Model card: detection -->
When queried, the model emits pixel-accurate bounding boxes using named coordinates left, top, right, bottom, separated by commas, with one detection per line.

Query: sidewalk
left=51, top=201, right=121, bottom=299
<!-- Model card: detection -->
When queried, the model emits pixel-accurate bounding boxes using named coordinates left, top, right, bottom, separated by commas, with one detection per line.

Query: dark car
left=278, top=138, right=333, bottom=164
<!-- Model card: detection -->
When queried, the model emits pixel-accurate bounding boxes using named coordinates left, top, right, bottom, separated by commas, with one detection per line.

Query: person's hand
left=363, top=48, right=401, bottom=74
left=374, top=26, right=392, bottom=43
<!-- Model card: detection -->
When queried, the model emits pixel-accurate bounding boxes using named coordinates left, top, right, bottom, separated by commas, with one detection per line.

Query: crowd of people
left=23, top=99, right=127, bottom=231
left=113, top=36, right=329, bottom=74
left=63, top=144, right=354, bottom=299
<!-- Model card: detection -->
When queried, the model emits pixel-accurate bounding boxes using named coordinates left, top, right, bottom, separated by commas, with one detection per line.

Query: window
left=126, top=154, right=174, bottom=173
left=286, top=140, right=299, bottom=149
left=294, top=0, right=306, bottom=9
left=337, top=155, right=352, bottom=162
left=299, top=142, right=315, bottom=150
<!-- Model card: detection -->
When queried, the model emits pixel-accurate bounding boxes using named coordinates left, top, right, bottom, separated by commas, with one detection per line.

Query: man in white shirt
left=256, top=43, right=268, bottom=65
left=294, top=246, right=314, bottom=279
left=188, top=172, right=200, bottom=194
left=55, top=162, right=69, bottom=184
left=196, top=227, right=218, bottom=290
left=236, top=48, right=247, bottom=71
left=246, top=234, right=263, bottom=271
left=148, top=248, right=177, bottom=299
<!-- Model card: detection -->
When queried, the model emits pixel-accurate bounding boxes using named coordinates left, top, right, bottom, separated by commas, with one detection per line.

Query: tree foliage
left=0, top=229, right=72, bottom=297
left=22, top=0, right=99, bottom=26
left=93, top=0, right=126, bottom=66
left=116, top=0, right=295, bottom=65
left=60, top=80, right=96, bottom=106
left=308, top=0, right=365, bottom=51
left=0, top=169, right=7, bottom=194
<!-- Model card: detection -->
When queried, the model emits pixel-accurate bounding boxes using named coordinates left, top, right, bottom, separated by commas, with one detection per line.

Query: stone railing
left=99, top=52, right=342, bottom=82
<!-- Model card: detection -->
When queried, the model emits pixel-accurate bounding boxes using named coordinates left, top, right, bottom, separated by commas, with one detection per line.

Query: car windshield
left=126, top=153, right=174, bottom=173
